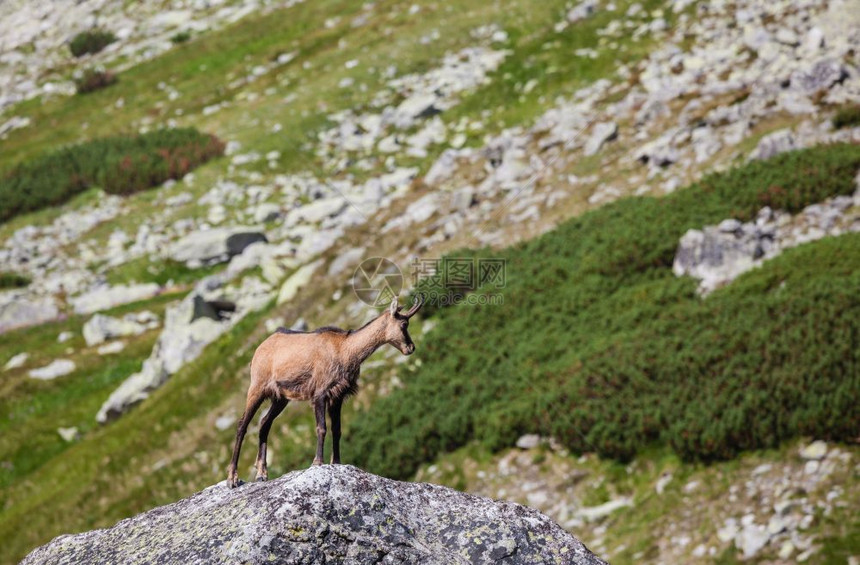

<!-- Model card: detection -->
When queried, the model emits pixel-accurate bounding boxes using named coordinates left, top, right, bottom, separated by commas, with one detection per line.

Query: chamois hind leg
left=329, top=398, right=343, bottom=464
left=227, top=388, right=265, bottom=488
left=312, top=397, right=327, bottom=466
left=255, top=397, right=288, bottom=482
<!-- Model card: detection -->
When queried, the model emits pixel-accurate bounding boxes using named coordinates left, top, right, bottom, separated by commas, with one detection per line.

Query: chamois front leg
left=329, top=398, right=343, bottom=464
left=255, top=397, right=288, bottom=482
left=312, top=397, right=327, bottom=466
left=227, top=390, right=264, bottom=488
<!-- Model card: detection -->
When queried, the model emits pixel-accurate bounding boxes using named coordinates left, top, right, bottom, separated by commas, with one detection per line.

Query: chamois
left=227, top=294, right=424, bottom=488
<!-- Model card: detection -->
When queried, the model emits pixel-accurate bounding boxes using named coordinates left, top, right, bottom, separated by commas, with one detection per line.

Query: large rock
left=28, top=359, right=76, bottom=380
left=789, top=58, right=847, bottom=94
left=750, top=129, right=797, bottom=161
left=96, top=274, right=274, bottom=423
left=277, top=260, right=323, bottom=305
left=583, top=121, right=618, bottom=156
left=82, top=311, right=159, bottom=346
left=71, top=283, right=161, bottom=316
left=168, top=228, right=268, bottom=265
left=674, top=193, right=860, bottom=294
left=21, top=466, right=606, bottom=565
left=0, top=294, right=59, bottom=333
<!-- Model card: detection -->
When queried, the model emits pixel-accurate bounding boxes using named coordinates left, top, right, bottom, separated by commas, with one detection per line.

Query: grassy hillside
left=347, top=144, right=860, bottom=478
left=1, top=0, right=859, bottom=563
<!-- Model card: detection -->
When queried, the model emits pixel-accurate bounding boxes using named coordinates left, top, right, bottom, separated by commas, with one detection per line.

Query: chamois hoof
left=227, top=476, right=243, bottom=489
left=255, top=475, right=268, bottom=482
left=311, top=459, right=323, bottom=466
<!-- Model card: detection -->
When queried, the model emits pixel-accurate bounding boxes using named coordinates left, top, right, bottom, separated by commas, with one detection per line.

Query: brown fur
left=227, top=295, right=423, bottom=488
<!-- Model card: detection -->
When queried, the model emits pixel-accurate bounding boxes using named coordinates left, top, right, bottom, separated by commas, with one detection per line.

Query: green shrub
left=69, top=30, right=117, bottom=58
left=833, top=104, right=860, bottom=130
left=0, top=272, right=30, bottom=289
left=0, top=128, right=225, bottom=223
left=170, top=31, right=192, bottom=44
left=74, top=68, right=117, bottom=94
left=346, top=144, right=860, bottom=479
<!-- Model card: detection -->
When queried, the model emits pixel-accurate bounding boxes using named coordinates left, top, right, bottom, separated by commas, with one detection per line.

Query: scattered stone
left=29, top=359, right=76, bottom=380
left=71, top=284, right=161, bottom=316
left=717, top=519, right=738, bottom=543
left=0, top=296, right=59, bottom=333
left=97, top=341, right=127, bottom=355
left=328, top=247, right=365, bottom=277
left=583, top=122, right=618, bottom=156
left=673, top=193, right=860, bottom=294
left=214, top=415, right=236, bottom=431
left=576, top=497, right=634, bottom=522
left=655, top=472, right=673, bottom=494
left=96, top=274, right=273, bottom=422
left=451, top=185, right=476, bottom=212
left=683, top=480, right=700, bottom=494
left=57, top=427, right=79, bottom=442
left=4, top=352, right=29, bottom=370
left=568, top=0, right=599, bottom=22
left=277, top=260, right=323, bottom=305
left=83, top=312, right=160, bottom=346
left=516, top=434, right=541, bottom=449
left=778, top=541, right=795, bottom=560
left=736, top=522, right=769, bottom=558
left=799, top=440, right=827, bottom=460
left=169, top=228, right=268, bottom=265
left=789, top=58, right=847, bottom=94
left=57, top=331, right=74, bottom=343
left=751, top=129, right=797, bottom=161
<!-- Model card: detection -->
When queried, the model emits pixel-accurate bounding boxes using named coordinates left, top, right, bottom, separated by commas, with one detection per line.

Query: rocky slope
left=20, top=465, right=606, bottom=565
left=1, top=0, right=860, bottom=563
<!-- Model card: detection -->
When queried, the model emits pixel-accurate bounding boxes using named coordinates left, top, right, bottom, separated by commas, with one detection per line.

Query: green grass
left=69, top=30, right=117, bottom=58
left=346, top=144, right=860, bottom=479
left=0, top=272, right=30, bottom=289
left=832, top=104, right=860, bottom=130
left=103, top=257, right=225, bottom=287
left=74, top=68, right=118, bottom=94
left=0, top=128, right=224, bottom=223
left=0, top=301, right=267, bottom=564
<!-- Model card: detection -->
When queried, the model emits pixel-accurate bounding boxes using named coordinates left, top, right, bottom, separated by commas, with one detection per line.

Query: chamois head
left=384, top=294, right=424, bottom=355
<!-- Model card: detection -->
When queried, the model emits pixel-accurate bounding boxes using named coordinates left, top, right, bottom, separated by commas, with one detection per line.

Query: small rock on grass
left=28, top=359, right=76, bottom=380
left=799, top=440, right=827, bottom=460
left=3, top=352, right=29, bottom=371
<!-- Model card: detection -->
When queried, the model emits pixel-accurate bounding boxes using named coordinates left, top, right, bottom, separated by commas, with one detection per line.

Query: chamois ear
left=389, top=297, right=399, bottom=316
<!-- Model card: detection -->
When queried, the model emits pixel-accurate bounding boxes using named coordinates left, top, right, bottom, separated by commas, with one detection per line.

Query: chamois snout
left=399, top=341, right=416, bottom=356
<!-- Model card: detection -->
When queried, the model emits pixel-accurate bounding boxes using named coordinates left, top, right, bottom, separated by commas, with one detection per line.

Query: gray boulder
left=750, top=129, right=797, bottom=161
left=168, top=228, right=268, bottom=265
left=71, top=283, right=161, bottom=316
left=20, top=465, right=606, bottom=565
left=583, top=121, right=618, bottom=156
left=0, top=294, right=59, bottom=333
left=789, top=58, right=847, bottom=94
left=82, top=311, right=160, bottom=346
left=96, top=274, right=274, bottom=423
